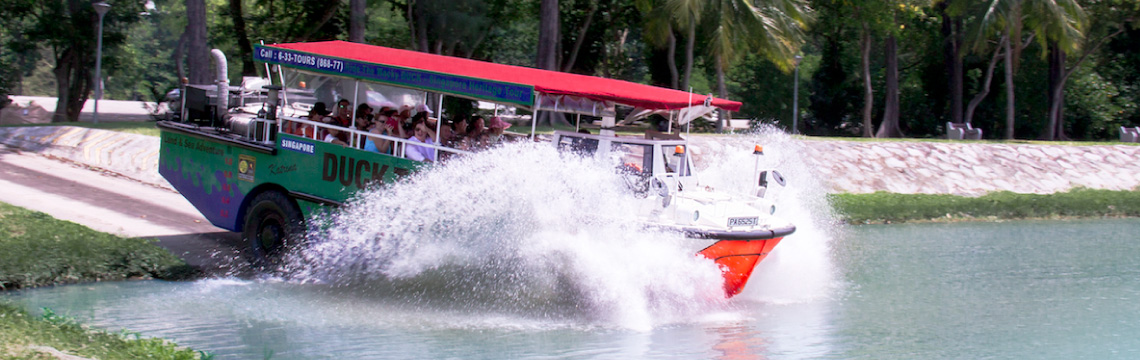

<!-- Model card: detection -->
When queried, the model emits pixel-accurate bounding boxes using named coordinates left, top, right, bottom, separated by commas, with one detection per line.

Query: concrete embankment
left=2, top=126, right=1139, bottom=196
left=0, top=126, right=164, bottom=187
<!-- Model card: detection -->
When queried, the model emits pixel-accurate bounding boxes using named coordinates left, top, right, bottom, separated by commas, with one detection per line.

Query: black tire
left=242, top=191, right=303, bottom=267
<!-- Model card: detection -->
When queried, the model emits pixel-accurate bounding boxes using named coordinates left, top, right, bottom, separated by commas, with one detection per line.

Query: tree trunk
left=1046, top=41, right=1067, bottom=141
left=681, top=17, right=695, bottom=91
left=536, top=0, right=560, bottom=70
left=964, top=35, right=1005, bottom=126
left=667, top=29, right=678, bottom=89
left=875, top=34, right=902, bottom=138
left=229, top=0, right=257, bottom=76
left=349, top=0, right=366, bottom=43
left=185, top=0, right=210, bottom=85
left=941, top=9, right=963, bottom=124
left=1003, top=24, right=1016, bottom=140
left=562, top=0, right=598, bottom=72
left=173, top=31, right=188, bottom=82
left=415, top=1, right=429, bottom=52
left=715, top=53, right=728, bottom=132
left=52, top=47, right=91, bottom=123
left=861, top=24, right=873, bottom=138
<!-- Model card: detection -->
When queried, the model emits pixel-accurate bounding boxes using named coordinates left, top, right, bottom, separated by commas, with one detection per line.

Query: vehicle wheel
left=242, top=191, right=303, bottom=267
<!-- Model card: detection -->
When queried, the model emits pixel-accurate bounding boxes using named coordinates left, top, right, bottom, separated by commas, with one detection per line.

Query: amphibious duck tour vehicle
left=158, top=41, right=794, bottom=297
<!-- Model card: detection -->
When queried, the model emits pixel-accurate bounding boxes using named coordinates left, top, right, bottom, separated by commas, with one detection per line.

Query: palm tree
left=981, top=0, right=1086, bottom=140
left=635, top=0, right=680, bottom=88
left=705, top=0, right=810, bottom=130
left=664, top=0, right=703, bottom=91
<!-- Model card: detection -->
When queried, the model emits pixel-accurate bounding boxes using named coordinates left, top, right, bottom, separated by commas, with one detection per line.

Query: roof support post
left=434, top=93, right=444, bottom=161
left=530, top=92, right=541, bottom=140
left=277, top=66, right=289, bottom=118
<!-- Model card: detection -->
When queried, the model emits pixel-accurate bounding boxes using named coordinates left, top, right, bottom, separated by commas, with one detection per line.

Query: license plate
left=728, top=217, right=759, bottom=227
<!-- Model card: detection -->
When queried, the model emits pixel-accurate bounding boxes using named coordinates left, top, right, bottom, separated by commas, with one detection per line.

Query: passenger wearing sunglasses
left=404, top=120, right=437, bottom=162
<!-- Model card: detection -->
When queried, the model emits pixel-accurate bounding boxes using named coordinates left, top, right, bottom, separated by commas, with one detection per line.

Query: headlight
left=693, top=210, right=700, bottom=222
left=770, top=205, right=776, bottom=215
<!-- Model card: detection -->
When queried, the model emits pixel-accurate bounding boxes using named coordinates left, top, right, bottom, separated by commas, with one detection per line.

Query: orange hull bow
left=697, top=237, right=784, bottom=297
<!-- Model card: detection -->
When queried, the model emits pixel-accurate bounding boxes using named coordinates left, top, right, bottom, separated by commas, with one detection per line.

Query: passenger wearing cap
left=485, top=117, right=512, bottom=147
left=395, top=105, right=414, bottom=134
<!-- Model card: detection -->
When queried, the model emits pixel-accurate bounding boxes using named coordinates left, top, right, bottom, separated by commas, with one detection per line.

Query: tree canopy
left=2, top=0, right=1138, bottom=140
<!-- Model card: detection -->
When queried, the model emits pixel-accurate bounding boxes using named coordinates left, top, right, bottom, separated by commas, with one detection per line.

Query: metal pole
left=792, top=54, right=802, bottom=134
left=93, top=2, right=110, bottom=123
left=434, top=93, right=443, bottom=161
left=530, top=93, right=541, bottom=140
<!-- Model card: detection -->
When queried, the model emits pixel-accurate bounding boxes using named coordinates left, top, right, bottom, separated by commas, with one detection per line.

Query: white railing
left=277, top=115, right=472, bottom=161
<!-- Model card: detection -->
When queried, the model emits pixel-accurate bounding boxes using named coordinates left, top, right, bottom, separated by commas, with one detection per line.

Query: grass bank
left=830, top=188, right=1140, bottom=224
left=0, top=201, right=196, bottom=290
left=0, top=201, right=206, bottom=358
left=0, top=303, right=207, bottom=359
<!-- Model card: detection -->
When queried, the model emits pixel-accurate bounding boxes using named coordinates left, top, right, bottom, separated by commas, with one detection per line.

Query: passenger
left=331, top=99, right=352, bottom=143
left=407, top=112, right=430, bottom=139
left=321, top=116, right=349, bottom=146
left=378, top=107, right=400, bottom=133
left=404, top=121, right=437, bottom=162
left=292, top=102, right=328, bottom=139
left=333, top=99, right=353, bottom=128
left=354, top=103, right=374, bottom=129
left=444, top=114, right=468, bottom=148
left=467, top=116, right=487, bottom=149
left=364, top=120, right=395, bottom=154
left=396, top=105, right=414, bottom=134
left=485, top=117, right=512, bottom=147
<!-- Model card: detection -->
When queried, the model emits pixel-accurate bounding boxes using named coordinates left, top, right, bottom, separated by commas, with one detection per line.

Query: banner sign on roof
left=255, top=45, right=533, bottom=106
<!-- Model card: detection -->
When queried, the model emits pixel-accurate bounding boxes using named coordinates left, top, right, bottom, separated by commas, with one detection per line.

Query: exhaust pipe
left=211, top=49, right=229, bottom=118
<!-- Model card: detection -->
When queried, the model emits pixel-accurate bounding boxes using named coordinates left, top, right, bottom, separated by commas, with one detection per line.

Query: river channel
left=5, top=218, right=1139, bottom=359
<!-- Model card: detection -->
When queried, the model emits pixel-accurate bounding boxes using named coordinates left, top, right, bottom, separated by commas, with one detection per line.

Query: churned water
left=6, top=130, right=1139, bottom=359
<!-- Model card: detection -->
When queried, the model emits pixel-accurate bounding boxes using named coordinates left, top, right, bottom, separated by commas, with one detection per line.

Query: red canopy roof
left=267, top=41, right=741, bottom=112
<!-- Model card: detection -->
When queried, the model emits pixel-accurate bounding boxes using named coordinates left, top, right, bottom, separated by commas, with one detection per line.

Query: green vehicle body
left=158, top=129, right=422, bottom=233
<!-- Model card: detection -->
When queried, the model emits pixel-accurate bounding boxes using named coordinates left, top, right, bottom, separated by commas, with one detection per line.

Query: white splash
left=688, top=125, right=840, bottom=304
left=284, top=143, right=730, bottom=330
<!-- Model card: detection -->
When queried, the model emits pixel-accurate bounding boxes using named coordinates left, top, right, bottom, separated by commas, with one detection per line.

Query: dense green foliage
left=830, top=188, right=1140, bottom=224
left=1, top=0, right=1138, bottom=139
left=0, top=202, right=195, bottom=290
left=0, top=303, right=208, bottom=359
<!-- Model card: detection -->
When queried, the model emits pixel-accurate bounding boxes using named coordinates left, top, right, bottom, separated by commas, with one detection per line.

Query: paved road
left=0, top=145, right=251, bottom=276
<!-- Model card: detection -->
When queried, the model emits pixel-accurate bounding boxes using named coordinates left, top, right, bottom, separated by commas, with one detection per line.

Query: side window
left=611, top=143, right=653, bottom=173
left=561, top=136, right=598, bottom=156
left=660, top=145, right=688, bottom=174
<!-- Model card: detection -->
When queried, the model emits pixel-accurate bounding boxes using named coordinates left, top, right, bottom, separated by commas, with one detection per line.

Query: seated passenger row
left=284, top=100, right=517, bottom=163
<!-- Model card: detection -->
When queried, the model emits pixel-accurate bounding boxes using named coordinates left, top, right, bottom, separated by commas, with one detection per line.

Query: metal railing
left=277, top=115, right=472, bottom=161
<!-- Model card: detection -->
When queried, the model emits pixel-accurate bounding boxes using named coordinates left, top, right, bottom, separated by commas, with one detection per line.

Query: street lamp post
left=93, top=1, right=111, bottom=124
left=792, top=54, right=802, bottom=134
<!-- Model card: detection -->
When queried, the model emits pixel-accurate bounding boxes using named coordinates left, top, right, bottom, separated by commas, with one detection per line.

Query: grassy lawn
left=0, top=201, right=195, bottom=290
left=0, top=303, right=207, bottom=359
left=0, top=121, right=160, bottom=137
left=830, top=188, right=1140, bottom=224
left=0, top=201, right=206, bottom=358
